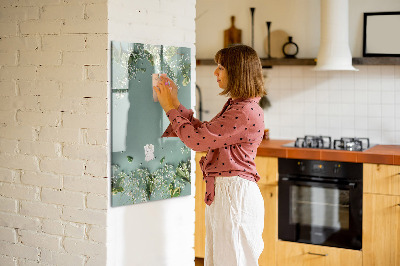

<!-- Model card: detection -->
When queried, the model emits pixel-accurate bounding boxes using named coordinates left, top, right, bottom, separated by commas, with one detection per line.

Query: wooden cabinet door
left=364, top=164, right=400, bottom=196
left=276, top=241, right=362, bottom=266
left=255, top=156, right=278, bottom=186
left=259, top=185, right=278, bottom=266
left=195, top=152, right=207, bottom=258
left=363, top=193, right=400, bottom=266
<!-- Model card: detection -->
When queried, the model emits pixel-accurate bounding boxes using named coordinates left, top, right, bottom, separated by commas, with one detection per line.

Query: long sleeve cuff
left=161, top=108, right=181, bottom=138
left=161, top=104, right=193, bottom=138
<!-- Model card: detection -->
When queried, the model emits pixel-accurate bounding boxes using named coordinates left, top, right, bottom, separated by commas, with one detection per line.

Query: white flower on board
left=144, top=144, right=155, bottom=162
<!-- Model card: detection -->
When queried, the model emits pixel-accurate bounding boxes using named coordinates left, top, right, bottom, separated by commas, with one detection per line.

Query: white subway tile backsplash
left=382, top=105, right=395, bottom=118
left=341, top=89, right=355, bottom=104
left=329, top=88, right=342, bottom=103
left=382, top=117, right=396, bottom=131
left=277, top=67, right=292, bottom=78
left=395, top=66, right=400, bottom=78
left=367, top=65, right=381, bottom=77
left=355, top=104, right=368, bottom=117
left=367, top=104, right=382, bottom=118
left=196, top=65, right=400, bottom=144
left=316, top=103, right=330, bottom=116
left=381, top=66, right=395, bottom=77
left=355, top=117, right=368, bottom=130
left=382, top=131, right=396, bottom=144
left=329, top=116, right=342, bottom=129
left=367, top=91, right=381, bottom=105
left=329, top=103, right=341, bottom=116
left=279, top=77, right=291, bottom=89
left=396, top=105, right=400, bottom=117
left=291, top=67, right=303, bottom=78
left=316, top=89, right=329, bottom=103
left=382, top=90, right=395, bottom=104
left=304, top=102, right=316, bottom=115
left=291, top=78, right=304, bottom=91
left=382, top=78, right=395, bottom=92
left=368, top=130, right=382, bottom=144
left=341, top=104, right=355, bottom=116
left=354, top=89, right=368, bottom=104
left=342, top=117, right=355, bottom=129
left=280, top=114, right=292, bottom=127
left=316, top=115, right=330, bottom=128
left=367, top=77, right=381, bottom=91
left=368, top=117, right=382, bottom=131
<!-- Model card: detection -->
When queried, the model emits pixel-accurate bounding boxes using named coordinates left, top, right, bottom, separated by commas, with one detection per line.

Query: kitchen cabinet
left=195, top=152, right=207, bottom=258
left=363, top=193, right=400, bottom=266
left=276, top=241, right=362, bottom=266
left=255, top=156, right=278, bottom=186
left=259, top=184, right=278, bottom=266
left=363, top=163, right=400, bottom=196
left=363, top=163, right=400, bottom=266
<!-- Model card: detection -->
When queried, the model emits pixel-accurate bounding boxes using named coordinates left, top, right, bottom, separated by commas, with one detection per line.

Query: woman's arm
left=156, top=76, right=203, bottom=137
left=165, top=107, right=249, bottom=152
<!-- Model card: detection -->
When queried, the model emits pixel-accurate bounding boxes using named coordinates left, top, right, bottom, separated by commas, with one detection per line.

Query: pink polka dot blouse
left=161, top=97, right=265, bottom=205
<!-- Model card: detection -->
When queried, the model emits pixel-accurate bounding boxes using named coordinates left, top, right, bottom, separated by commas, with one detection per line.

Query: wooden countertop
left=256, top=139, right=400, bottom=165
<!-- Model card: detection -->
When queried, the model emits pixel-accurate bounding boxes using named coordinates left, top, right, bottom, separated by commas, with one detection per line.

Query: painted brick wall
left=0, top=1, right=108, bottom=265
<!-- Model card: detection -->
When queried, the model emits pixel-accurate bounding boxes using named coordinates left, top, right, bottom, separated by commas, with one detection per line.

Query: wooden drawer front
left=259, top=185, right=278, bottom=266
left=276, top=241, right=362, bottom=266
left=255, top=156, right=278, bottom=186
left=363, top=193, right=400, bottom=266
left=364, top=164, right=400, bottom=196
left=195, top=152, right=207, bottom=258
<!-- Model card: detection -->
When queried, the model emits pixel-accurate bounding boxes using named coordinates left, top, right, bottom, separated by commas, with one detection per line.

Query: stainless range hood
left=314, top=0, right=358, bottom=71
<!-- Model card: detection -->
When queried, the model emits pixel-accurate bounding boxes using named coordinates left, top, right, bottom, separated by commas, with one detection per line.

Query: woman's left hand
left=153, top=78, right=175, bottom=113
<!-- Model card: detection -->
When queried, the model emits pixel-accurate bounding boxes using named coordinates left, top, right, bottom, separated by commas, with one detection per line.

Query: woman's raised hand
left=161, top=76, right=180, bottom=109
left=153, top=76, right=175, bottom=113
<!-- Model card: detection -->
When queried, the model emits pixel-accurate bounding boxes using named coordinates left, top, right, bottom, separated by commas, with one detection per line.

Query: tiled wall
left=196, top=65, right=400, bottom=145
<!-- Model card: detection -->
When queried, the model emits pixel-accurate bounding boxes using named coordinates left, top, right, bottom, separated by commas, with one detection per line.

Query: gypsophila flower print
left=111, top=41, right=191, bottom=207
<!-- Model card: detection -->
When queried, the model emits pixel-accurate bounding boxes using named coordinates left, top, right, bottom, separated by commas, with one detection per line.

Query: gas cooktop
left=282, top=135, right=374, bottom=151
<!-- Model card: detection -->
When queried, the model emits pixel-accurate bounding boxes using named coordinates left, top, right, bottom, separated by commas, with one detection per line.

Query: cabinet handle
left=307, top=252, right=328, bottom=256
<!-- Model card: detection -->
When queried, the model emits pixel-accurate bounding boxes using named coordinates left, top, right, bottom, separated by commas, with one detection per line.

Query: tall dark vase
left=266, top=21, right=272, bottom=58
left=250, top=7, right=255, bottom=48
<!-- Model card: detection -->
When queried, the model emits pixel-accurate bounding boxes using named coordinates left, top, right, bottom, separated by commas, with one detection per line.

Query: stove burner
left=333, top=137, right=370, bottom=151
left=295, top=135, right=332, bottom=149
left=287, top=136, right=372, bottom=151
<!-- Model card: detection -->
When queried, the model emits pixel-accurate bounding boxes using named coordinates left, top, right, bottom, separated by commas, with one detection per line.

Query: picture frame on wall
left=363, top=11, right=400, bottom=57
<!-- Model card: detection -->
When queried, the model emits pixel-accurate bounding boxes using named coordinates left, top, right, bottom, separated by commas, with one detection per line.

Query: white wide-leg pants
left=205, top=176, right=264, bottom=266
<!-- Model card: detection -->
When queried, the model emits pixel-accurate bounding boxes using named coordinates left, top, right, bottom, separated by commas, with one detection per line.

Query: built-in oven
left=278, top=158, right=363, bottom=250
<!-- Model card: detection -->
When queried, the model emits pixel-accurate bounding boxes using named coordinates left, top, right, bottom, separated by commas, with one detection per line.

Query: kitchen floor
left=195, top=257, right=204, bottom=265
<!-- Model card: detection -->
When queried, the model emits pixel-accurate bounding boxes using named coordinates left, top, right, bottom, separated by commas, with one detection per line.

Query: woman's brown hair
left=214, top=44, right=266, bottom=99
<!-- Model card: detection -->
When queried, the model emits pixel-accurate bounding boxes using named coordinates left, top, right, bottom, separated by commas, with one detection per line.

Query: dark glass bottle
left=282, top=36, right=299, bottom=58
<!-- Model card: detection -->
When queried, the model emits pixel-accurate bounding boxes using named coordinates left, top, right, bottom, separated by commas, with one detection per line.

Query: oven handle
left=280, top=177, right=357, bottom=189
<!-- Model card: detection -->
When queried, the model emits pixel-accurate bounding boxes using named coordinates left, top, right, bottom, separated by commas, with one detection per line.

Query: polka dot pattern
left=161, top=97, right=265, bottom=206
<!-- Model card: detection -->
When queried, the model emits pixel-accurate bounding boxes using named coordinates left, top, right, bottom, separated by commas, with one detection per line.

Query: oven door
left=278, top=176, right=362, bottom=250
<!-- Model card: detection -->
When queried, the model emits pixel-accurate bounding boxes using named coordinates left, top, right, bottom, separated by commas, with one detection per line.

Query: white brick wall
left=0, top=0, right=108, bottom=265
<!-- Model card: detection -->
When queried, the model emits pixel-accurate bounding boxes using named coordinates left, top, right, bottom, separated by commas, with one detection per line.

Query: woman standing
left=154, top=44, right=266, bottom=266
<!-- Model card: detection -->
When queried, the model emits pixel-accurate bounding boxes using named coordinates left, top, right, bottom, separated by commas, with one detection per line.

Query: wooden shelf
left=352, top=57, right=400, bottom=65
left=196, top=57, right=400, bottom=67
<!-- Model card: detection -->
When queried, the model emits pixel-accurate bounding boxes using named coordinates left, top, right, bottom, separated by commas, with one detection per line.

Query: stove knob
left=298, top=161, right=305, bottom=171
left=334, top=164, right=341, bottom=174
